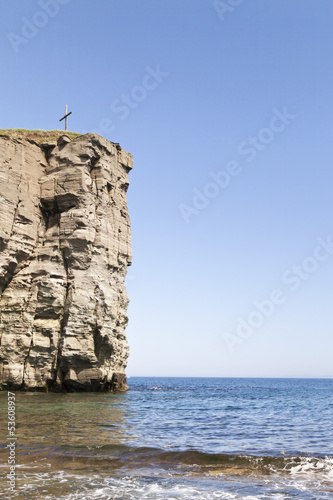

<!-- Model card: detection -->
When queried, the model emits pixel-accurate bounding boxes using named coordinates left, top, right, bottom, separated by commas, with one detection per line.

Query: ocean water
left=0, top=377, right=333, bottom=499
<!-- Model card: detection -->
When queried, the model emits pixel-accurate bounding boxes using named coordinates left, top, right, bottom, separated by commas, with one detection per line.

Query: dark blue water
left=127, top=377, right=333, bottom=456
left=0, top=377, right=332, bottom=499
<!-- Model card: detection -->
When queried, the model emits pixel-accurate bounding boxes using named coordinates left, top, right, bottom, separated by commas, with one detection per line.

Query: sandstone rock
left=0, top=133, right=133, bottom=392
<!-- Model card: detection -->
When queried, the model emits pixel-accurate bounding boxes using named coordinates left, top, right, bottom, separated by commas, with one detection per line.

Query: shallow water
left=1, top=377, right=332, bottom=499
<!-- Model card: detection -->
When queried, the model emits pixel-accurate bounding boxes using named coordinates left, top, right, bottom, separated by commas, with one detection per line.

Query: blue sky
left=1, top=0, right=333, bottom=377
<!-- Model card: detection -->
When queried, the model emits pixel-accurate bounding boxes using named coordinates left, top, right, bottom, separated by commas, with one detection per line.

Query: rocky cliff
left=0, top=132, right=133, bottom=392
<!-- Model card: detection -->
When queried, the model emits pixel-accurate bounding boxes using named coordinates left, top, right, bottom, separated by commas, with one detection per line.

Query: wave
left=288, top=456, right=333, bottom=478
left=2, top=446, right=333, bottom=500
left=33, top=444, right=333, bottom=479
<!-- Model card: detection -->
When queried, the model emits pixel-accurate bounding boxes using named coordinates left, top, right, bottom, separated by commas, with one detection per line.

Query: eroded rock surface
left=0, top=133, right=132, bottom=391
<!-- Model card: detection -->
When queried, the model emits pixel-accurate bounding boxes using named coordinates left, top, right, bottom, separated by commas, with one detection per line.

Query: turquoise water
left=0, top=377, right=333, bottom=499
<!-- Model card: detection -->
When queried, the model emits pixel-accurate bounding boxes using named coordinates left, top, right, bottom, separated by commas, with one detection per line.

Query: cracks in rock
left=93, top=324, right=103, bottom=362
left=0, top=173, right=33, bottom=296
left=93, top=285, right=113, bottom=366
left=90, top=154, right=101, bottom=170
left=1, top=255, right=33, bottom=300
left=38, top=140, right=54, bottom=169
left=93, top=325, right=115, bottom=384
left=89, top=137, right=113, bottom=159
left=50, top=249, right=72, bottom=389
left=37, top=201, right=56, bottom=250
left=15, top=270, right=38, bottom=389
left=88, top=150, right=101, bottom=177
left=88, top=156, right=103, bottom=246
left=9, top=199, right=21, bottom=239
left=89, top=154, right=102, bottom=201
left=40, top=202, right=50, bottom=232
left=20, top=336, right=34, bottom=389
left=9, top=173, right=23, bottom=240
left=94, top=177, right=99, bottom=199
left=0, top=259, right=18, bottom=297
left=41, top=143, right=56, bottom=164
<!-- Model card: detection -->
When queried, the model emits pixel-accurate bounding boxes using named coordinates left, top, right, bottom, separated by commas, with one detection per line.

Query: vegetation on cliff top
left=0, top=129, right=81, bottom=143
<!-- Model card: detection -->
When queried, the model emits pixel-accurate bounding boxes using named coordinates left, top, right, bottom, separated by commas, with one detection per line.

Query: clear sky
left=1, top=0, right=332, bottom=377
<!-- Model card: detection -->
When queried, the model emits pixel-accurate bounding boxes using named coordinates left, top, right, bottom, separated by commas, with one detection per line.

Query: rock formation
left=0, top=132, right=133, bottom=391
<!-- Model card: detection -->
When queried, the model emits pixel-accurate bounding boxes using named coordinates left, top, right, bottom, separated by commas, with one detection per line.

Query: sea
left=0, top=377, right=333, bottom=499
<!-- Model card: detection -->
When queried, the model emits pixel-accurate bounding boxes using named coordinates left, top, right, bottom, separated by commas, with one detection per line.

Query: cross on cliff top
left=59, top=105, right=72, bottom=131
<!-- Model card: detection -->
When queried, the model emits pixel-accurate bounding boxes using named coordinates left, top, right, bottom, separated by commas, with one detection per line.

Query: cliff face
left=0, top=133, right=133, bottom=391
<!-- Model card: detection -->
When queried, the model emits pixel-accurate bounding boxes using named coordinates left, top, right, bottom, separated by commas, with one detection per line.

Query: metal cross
left=59, top=105, right=72, bottom=131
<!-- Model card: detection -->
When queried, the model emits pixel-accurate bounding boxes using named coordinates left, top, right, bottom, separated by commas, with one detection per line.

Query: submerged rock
left=0, top=133, right=133, bottom=392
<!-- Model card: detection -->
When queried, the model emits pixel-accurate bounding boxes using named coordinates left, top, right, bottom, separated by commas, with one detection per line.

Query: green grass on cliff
left=0, top=129, right=81, bottom=143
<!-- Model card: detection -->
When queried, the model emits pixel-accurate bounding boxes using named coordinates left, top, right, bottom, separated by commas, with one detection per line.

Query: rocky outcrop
left=0, top=133, right=133, bottom=391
